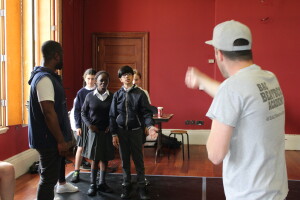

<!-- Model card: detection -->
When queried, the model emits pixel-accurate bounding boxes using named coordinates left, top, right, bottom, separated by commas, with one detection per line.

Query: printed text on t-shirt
left=257, top=82, right=283, bottom=110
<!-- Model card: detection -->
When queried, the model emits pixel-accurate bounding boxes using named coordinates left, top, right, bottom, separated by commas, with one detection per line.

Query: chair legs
left=181, top=134, right=184, bottom=160
left=168, top=131, right=190, bottom=160
left=186, top=133, right=190, bottom=159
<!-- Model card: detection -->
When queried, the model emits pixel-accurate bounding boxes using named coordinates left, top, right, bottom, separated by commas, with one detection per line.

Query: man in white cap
left=185, top=20, right=288, bottom=199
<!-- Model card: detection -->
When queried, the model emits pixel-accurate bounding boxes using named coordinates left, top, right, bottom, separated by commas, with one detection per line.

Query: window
left=0, top=0, right=6, bottom=127
left=0, top=0, right=62, bottom=129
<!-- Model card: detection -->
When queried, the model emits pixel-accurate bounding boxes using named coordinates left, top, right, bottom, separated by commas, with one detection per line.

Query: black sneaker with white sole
left=70, top=171, right=80, bottom=183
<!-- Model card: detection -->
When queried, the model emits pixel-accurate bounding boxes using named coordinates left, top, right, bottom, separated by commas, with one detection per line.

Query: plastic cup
left=157, top=107, right=163, bottom=118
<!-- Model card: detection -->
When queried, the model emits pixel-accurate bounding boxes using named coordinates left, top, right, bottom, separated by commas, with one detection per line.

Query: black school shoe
left=87, top=184, right=97, bottom=196
left=137, top=187, right=151, bottom=200
left=120, top=184, right=131, bottom=199
left=97, top=183, right=113, bottom=193
left=145, top=178, right=150, bottom=186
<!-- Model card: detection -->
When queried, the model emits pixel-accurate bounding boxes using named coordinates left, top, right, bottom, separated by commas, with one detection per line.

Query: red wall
left=2, top=0, right=300, bottom=160
left=62, top=0, right=300, bottom=133
left=63, top=0, right=216, bottom=130
left=62, top=0, right=85, bottom=104
left=0, top=126, right=28, bottom=160
left=214, top=0, right=300, bottom=134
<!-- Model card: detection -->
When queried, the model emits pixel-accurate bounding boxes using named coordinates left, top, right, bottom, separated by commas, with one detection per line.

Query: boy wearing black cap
left=110, top=65, right=158, bottom=200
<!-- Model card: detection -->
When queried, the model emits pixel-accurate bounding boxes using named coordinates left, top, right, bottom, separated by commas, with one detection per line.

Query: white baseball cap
left=205, top=20, right=252, bottom=51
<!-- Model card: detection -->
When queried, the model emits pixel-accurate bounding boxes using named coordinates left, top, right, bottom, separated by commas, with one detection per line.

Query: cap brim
left=205, top=40, right=213, bottom=45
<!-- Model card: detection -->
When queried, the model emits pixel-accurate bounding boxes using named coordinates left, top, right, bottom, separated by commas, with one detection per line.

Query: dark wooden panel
left=92, top=32, right=148, bottom=93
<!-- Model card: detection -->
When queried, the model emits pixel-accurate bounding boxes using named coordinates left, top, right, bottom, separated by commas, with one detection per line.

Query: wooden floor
left=15, top=145, right=300, bottom=200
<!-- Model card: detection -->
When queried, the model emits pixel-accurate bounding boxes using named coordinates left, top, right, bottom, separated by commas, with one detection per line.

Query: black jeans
left=118, top=128, right=146, bottom=187
left=36, top=148, right=65, bottom=200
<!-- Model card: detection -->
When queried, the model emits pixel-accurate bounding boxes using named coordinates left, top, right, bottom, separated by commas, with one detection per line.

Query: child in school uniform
left=133, top=69, right=154, bottom=186
left=110, top=66, right=158, bottom=200
left=71, top=68, right=96, bottom=183
left=81, top=71, right=115, bottom=196
left=133, top=70, right=151, bottom=104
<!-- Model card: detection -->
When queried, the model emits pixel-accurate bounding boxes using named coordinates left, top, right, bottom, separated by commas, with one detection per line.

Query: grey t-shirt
left=206, top=64, right=288, bottom=200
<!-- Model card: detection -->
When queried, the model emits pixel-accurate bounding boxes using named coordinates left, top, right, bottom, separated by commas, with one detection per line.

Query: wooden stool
left=168, top=130, right=190, bottom=160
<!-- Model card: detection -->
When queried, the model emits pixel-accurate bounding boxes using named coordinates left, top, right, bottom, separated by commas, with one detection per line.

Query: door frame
left=92, top=32, right=149, bottom=91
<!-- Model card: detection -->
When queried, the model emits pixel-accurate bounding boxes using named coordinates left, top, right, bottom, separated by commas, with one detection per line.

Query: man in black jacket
left=110, top=66, right=157, bottom=200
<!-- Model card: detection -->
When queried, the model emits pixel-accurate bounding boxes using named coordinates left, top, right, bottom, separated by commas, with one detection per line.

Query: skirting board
left=4, top=130, right=300, bottom=179
left=162, top=129, right=210, bottom=145
left=162, top=129, right=300, bottom=150
left=4, top=149, right=39, bottom=178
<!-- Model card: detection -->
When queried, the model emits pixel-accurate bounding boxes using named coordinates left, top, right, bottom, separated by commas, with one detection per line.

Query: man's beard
left=55, top=60, right=63, bottom=70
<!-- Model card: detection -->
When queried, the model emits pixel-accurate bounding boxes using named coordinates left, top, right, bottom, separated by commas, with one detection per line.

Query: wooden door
left=92, top=32, right=148, bottom=92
